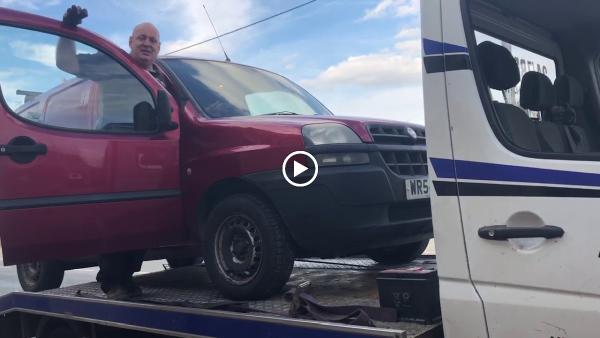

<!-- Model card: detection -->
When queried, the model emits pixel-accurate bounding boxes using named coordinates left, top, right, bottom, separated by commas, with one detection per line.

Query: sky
left=0, top=0, right=424, bottom=124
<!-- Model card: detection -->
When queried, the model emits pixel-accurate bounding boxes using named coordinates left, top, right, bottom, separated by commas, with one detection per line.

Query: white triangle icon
left=293, top=161, right=308, bottom=177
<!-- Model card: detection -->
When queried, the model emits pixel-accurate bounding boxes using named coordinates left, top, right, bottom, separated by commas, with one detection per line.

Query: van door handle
left=478, top=225, right=564, bottom=240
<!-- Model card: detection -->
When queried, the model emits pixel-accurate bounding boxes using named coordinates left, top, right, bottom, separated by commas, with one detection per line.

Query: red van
left=0, top=7, right=432, bottom=299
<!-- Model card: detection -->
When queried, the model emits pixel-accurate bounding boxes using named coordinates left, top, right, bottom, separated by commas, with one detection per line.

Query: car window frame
left=0, top=23, right=161, bottom=136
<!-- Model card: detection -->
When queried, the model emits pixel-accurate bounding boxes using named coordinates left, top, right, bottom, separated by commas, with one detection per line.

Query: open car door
left=0, top=9, right=184, bottom=265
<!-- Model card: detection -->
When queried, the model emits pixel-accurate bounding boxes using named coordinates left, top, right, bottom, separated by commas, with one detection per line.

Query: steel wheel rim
left=214, top=214, right=263, bottom=285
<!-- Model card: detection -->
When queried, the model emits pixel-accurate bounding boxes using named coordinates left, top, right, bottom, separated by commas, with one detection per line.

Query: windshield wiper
left=262, top=111, right=300, bottom=116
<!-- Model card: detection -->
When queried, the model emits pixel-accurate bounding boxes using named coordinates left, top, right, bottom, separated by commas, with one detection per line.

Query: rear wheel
left=17, top=261, right=64, bottom=292
left=367, top=240, right=430, bottom=265
left=202, top=194, right=294, bottom=300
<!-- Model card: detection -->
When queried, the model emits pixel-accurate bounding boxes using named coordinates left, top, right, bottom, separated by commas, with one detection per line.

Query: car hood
left=221, top=115, right=423, bottom=143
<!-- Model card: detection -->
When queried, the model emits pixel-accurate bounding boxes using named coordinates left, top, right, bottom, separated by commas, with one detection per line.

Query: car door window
left=0, top=25, right=154, bottom=133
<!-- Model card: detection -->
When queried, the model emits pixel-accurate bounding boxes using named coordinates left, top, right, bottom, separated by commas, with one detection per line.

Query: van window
left=0, top=25, right=154, bottom=133
left=470, top=5, right=598, bottom=155
left=475, top=31, right=557, bottom=119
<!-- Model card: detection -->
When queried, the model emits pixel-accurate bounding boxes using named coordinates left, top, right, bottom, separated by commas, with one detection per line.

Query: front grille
left=369, top=124, right=428, bottom=176
left=380, top=150, right=428, bottom=176
left=369, top=125, right=426, bottom=145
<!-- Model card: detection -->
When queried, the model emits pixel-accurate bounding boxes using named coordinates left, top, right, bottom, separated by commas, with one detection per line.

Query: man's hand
left=62, top=5, right=88, bottom=28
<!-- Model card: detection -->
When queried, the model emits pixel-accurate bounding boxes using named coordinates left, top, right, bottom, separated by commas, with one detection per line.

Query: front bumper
left=244, top=144, right=432, bottom=258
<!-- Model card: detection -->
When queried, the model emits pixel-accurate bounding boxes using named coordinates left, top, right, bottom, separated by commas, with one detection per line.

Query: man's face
left=129, top=23, right=160, bottom=69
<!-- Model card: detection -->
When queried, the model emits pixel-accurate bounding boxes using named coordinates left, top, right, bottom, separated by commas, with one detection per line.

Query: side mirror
left=133, top=101, right=156, bottom=131
left=157, top=89, right=178, bottom=132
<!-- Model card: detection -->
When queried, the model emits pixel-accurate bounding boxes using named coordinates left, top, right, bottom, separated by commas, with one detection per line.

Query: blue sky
left=0, top=0, right=424, bottom=124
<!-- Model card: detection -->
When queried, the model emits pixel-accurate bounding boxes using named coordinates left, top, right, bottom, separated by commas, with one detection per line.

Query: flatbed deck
left=0, top=258, right=442, bottom=338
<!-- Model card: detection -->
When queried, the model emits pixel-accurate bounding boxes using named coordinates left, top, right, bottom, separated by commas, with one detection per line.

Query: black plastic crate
left=376, top=264, right=441, bottom=324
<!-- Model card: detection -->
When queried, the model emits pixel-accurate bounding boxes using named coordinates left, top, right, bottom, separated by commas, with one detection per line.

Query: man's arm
left=56, top=5, right=88, bottom=74
left=56, top=37, right=80, bottom=74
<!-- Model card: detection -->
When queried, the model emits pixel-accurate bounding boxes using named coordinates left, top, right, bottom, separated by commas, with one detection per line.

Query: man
left=57, top=6, right=165, bottom=85
left=57, top=5, right=164, bottom=300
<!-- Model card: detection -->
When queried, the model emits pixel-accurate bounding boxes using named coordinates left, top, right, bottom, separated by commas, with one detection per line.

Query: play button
left=282, top=151, right=319, bottom=187
left=293, top=161, right=308, bottom=177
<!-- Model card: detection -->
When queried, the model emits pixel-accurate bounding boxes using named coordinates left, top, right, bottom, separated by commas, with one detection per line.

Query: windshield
left=162, top=59, right=332, bottom=118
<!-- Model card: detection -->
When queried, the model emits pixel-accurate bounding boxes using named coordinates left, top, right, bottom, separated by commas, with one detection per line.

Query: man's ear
left=157, top=42, right=161, bottom=54
left=128, top=36, right=133, bottom=49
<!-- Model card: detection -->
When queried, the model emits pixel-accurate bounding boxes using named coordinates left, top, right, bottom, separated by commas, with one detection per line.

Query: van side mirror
left=157, top=89, right=178, bottom=131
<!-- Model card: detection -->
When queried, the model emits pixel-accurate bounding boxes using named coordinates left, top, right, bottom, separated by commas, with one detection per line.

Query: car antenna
left=203, top=4, right=231, bottom=62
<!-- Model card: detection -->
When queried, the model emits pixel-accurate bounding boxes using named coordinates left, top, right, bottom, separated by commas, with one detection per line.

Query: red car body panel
left=2, top=199, right=184, bottom=264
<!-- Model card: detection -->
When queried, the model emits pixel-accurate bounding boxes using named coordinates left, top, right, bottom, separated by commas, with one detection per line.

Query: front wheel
left=202, top=194, right=294, bottom=300
left=17, top=261, right=64, bottom=292
left=367, top=239, right=430, bottom=265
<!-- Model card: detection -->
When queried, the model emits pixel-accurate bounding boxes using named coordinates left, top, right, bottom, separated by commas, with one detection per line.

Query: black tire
left=167, top=257, right=197, bottom=268
left=17, top=261, right=64, bottom=292
left=367, top=239, right=430, bottom=265
left=202, top=194, right=294, bottom=300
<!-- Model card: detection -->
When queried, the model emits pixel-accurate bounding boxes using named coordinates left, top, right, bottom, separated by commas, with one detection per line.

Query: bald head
left=129, top=22, right=161, bottom=69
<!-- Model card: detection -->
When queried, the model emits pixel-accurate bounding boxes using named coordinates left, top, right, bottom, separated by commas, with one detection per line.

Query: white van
left=423, top=0, right=600, bottom=336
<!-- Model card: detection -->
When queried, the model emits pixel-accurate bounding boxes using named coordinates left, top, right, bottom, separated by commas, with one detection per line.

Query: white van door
left=421, top=0, right=489, bottom=337
left=432, top=0, right=600, bottom=337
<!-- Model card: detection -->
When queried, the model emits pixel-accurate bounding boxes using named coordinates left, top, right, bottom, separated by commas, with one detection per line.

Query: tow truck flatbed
left=0, top=258, right=442, bottom=338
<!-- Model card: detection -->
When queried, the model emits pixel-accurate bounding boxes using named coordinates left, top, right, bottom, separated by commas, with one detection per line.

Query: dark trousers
left=96, top=250, right=145, bottom=293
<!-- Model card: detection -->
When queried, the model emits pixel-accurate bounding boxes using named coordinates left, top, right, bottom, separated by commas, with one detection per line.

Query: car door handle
left=0, top=136, right=47, bottom=164
left=0, top=143, right=47, bottom=155
left=478, top=225, right=564, bottom=241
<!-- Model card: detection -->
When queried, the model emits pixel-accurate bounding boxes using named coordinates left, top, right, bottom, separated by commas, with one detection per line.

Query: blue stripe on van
left=430, top=157, right=600, bottom=188
left=422, top=38, right=469, bottom=56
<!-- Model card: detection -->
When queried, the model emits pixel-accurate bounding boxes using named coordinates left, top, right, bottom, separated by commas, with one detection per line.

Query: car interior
left=469, top=0, right=600, bottom=156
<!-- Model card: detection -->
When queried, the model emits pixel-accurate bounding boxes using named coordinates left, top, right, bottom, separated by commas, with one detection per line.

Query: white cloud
left=395, top=27, right=420, bottom=40
left=302, top=21, right=424, bottom=123
left=394, top=39, right=421, bottom=57
left=302, top=53, right=421, bottom=88
left=302, top=26, right=422, bottom=89
left=0, top=69, right=44, bottom=110
left=313, top=86, right=424, bottom=124
left=361, top=0, right=419, bottom=21
left=10, top=41, right=56, bottom=67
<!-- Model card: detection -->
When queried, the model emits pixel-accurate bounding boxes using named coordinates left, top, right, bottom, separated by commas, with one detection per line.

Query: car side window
left=0, top=25, right=155, bottom=133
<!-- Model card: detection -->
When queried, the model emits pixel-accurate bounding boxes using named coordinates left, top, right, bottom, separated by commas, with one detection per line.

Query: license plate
left=405, top=178, right=430, bottom=200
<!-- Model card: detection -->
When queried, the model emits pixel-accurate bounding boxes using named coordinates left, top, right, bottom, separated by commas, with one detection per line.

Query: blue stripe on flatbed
left=0, top=293, right=397, bottom=338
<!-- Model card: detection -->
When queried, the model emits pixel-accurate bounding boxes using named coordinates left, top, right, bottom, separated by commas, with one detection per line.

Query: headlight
left=315, top=153, right=370, bottom=166
left=302, top=123, right=362, bottom=146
